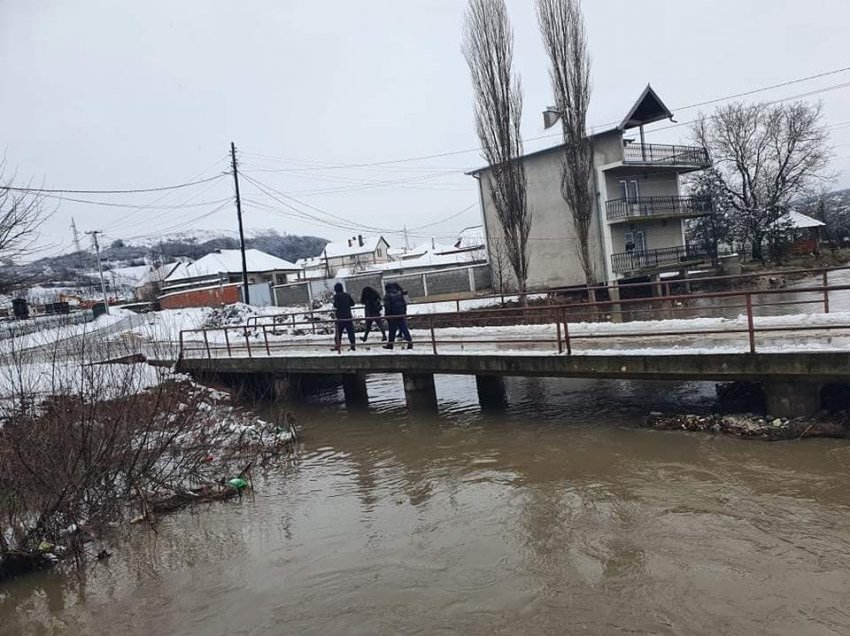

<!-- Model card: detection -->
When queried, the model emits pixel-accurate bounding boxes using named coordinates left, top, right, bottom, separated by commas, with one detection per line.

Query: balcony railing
left=623, top=143, right=710, bottom=168
left=606, top=195, right=713, bottom=222
left=611, top=244, right=710, bottom=274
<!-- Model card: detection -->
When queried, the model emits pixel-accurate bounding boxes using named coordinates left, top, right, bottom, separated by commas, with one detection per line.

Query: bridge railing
left=178, top=279, right=850, bottom=359
left=244, top=264, right=850, bottom=331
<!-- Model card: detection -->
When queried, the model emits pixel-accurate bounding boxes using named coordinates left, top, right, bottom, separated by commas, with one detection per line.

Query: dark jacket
left=383, top=284, right=407, bottom=317
left=360, top=287, right=382, bottom=316
left=333, top=290, right=356, bottom=320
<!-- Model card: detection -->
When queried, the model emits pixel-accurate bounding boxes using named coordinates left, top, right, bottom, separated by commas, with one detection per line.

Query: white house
left=470, top=86, right=714, bottom=296
left=320, top=234, right=391, bottom=275
left=161, top=249, right=301, bottom=293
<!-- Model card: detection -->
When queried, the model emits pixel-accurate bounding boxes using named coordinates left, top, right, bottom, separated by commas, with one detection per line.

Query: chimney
left=358, top=234, right=364, bottom=247
left=347, top=238, right=352, bottom=247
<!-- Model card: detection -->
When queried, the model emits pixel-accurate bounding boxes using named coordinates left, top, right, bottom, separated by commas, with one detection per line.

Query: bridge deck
left=175, top=350, right=850, bottom=383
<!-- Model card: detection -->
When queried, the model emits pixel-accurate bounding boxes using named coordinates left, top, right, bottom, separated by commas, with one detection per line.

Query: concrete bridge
left=175, top=349, right=850, bottom=418
left=162, top=276, right=850, bottom=418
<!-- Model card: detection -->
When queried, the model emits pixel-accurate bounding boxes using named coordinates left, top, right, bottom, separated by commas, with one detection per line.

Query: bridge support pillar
left=476, top=374, right=507, bottom=411
left=402, top=372, right=437, bottom=414
left=608, top=282, right=623, bottom=323
left=273, top=374, right=303, bottom=403
left=342, top=372, right=369, bottom=409
left=764, top=381, right=822, bottom=418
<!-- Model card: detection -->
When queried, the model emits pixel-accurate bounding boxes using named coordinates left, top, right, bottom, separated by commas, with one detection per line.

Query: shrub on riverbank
left=0, top=336, right=296, bottom=583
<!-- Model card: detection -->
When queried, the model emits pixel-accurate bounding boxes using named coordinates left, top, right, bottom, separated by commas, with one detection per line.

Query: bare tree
left=537, top=0, right=595, bottom=298
left=0, top=164, right=51, bottom=294
left=464, top=0, right=531, bottom=301
left=487, top=236, right=511, bottom=305
left=694, top=101, right=831, bottom=262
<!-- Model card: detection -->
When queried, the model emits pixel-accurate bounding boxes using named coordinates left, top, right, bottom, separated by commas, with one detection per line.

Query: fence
left=273, top=264, right=491, bottom=309
left=180, top=273, right=850, bottom=360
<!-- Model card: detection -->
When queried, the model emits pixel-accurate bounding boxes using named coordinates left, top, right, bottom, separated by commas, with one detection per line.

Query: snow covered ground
left=174, top=309, right=850, bottom=358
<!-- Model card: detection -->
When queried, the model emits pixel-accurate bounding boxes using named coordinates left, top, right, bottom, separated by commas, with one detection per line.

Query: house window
left=619, top=179, right=640, bottom=202
left=624, top=229, right=646, bottom=252
left=377, top=248, right=383, bottom=257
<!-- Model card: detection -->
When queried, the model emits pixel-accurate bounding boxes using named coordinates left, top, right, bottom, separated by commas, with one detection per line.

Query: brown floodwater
left=2, top=374, right=850, bottom=635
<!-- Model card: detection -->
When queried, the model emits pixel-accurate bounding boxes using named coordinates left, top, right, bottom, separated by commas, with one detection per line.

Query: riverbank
left=0, top=365, right=297, bottom=584
left=645, top=411, right=850, bottom=440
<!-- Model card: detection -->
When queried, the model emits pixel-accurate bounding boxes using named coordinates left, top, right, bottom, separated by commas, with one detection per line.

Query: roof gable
left=322, top=235, right=389, bottom=259
left=619, top=84, right=674, bottom=130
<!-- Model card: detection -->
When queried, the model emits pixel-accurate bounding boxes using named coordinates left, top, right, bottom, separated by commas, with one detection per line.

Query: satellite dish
left=543, top=108, right=561, bottom=129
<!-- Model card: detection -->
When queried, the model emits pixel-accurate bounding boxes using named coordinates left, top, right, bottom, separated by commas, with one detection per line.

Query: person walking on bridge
left=359, top=285, right=386, bottom=342
left=383, top=282, right=412, bottom=350
left=332, top=282, right=357, bottom=351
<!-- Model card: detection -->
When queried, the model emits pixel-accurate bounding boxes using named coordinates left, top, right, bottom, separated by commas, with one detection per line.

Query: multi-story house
left=471, top=86, right=713, bottom=296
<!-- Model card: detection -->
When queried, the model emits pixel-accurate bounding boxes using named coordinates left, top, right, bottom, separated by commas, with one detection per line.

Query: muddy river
left=2, top=374, right=850, bottom=635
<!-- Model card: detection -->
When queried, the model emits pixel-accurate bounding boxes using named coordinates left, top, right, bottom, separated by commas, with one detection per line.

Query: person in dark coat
left=382, top=282, right=412, bottom=350
left=359, top=285, right=386, bottom=342
left=332, top=282, right=356, bottom=350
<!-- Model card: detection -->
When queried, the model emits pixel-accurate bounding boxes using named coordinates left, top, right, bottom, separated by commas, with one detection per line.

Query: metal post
left=203, top=329, right=211, bottom=358
left=556, top=319, right=563, bottom=354
left=563, top=307, right=572, bottom=355
left=263, top=324, right=270, bottom=355
left=823, top=269, right=830, bottom=313
left=244, top=329, right=252, bottom=358
left=224, top=328, right=232, bottom=357
left=745, top=293, right=755, bottom=354
left=429, top=315, right=437, bottom=354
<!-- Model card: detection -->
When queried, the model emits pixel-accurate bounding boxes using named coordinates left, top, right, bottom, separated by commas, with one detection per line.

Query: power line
left=240, top=66, right=850, bottom=171
left=1, top=173, right=225, bottom=195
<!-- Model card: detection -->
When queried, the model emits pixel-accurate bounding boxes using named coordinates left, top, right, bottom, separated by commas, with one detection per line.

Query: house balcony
left=622, top=143, right=710, bottom=169
left=611, top=244, right=711, bottom=275
left=606, top=195, right=713, bottom=223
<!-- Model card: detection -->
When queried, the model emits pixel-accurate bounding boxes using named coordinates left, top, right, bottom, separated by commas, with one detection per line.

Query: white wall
left=479, top=148, right=604, bottom=290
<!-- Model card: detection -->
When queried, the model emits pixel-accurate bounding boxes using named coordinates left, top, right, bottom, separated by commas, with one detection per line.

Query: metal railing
left=178, top=274, right=850, bottom=360
left=623, top=143, right=710, bottom=167
left=606, top=195, right=713, bottom=222
left=611, top=245, right=710, bottom=274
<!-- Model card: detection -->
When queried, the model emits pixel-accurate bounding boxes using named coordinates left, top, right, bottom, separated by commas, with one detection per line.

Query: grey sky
left=2, top=0, right=849, bottom=257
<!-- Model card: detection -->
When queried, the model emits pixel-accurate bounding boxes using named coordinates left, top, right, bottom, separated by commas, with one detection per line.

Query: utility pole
left=230, top=141, right=250, bottom=305
left=85, top=230, right=109, bottom=314
left=403, top=225, right=410, bottom=252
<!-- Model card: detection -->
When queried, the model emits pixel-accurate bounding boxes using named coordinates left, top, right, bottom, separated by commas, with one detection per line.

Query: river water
left=3, top=372, right=850, bottom=635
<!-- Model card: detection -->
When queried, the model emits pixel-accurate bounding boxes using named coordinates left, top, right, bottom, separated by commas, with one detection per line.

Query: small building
left=470, top=85, right=714, bottom=295
left=320, top=235, right=390, bottom=276
left=159, top=249, right=300, bottom=309
left=777, top=210, right=825, bottom=255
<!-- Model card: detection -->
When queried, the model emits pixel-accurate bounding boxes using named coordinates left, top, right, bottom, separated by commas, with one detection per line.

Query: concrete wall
left=604, top=172, right=679, bottom=200
left=159, top=283, right=241, bottom=309
left=344, top=273, right=383, bottom=304
left=271, top=265, right=490, bottom=307
left=609, top=218, right=686, bottom=253
left=479, top=148, right=605, bottom=291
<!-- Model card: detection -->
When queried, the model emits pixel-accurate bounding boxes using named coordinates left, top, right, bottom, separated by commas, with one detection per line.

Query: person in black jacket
left=332, top=282, right=356, bottom=350
left=359, top=285, right=386, bottom=342
left=382, top=282, right=412, bottom=350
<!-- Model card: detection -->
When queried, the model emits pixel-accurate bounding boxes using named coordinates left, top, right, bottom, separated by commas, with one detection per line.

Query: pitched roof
left=619, top=84, right=674, bottom=130
left=323, top=235, right=388, bottom=259
left=468, top=85, right=676, bottom=175
left=164, top=249, right=299, bottom=282
left=780, top=210, right=826, bottom=229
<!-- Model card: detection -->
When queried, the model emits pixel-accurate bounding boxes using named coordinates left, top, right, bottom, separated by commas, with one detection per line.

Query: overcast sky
left=2, top=0, right=849, bottom=257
